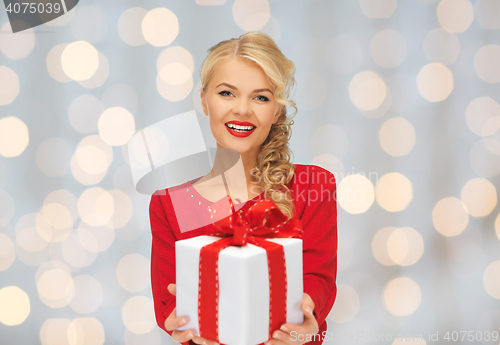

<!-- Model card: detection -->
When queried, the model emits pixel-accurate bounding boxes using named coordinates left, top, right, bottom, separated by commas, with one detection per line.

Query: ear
left=272, top=104, right=283, bottom=124
left=200, top=88, right=208, bottom=117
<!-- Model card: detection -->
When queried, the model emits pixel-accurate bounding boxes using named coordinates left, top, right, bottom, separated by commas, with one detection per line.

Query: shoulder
left=292, top=164, right=336, bottom=187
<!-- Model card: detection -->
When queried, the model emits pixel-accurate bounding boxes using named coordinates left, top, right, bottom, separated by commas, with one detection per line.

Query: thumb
left=167, top=283, right=176, bottom=296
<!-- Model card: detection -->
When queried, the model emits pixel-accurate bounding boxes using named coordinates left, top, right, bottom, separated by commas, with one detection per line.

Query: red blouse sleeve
left=149, top=190, right=193, bottom=345
left=299, top=166, right=338, bottom=329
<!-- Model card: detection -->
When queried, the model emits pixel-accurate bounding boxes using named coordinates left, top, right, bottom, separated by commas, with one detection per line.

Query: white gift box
left=176, top=235, right=304, bottom=345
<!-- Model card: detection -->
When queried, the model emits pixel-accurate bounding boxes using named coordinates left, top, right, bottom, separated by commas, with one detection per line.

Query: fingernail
left=186, top=332, right=194, bottom=339
left=306, top=307, right=313, bottom=315
left=273, top=332, right=281, bottom=339
left=178, top=318, right=186, bottom=326
left=202, top=341, right=207, bottom=345
left=280, top=325, right=289, bottom=332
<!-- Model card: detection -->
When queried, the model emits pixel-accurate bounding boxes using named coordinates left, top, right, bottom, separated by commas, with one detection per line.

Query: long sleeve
left=300, top=166, right=338, bottom=330
left=149, top=190, right=193, bottom=345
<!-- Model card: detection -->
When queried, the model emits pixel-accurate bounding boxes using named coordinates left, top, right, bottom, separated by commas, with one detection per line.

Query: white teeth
left=226, top=123, right=255, bottom=131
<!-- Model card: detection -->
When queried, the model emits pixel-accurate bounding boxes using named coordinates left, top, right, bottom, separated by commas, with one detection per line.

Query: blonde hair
left=200, top=31, right=297, bottom=220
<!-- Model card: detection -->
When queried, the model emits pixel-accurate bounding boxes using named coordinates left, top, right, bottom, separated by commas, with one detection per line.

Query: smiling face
left=200, top=59, right=283, bottom=155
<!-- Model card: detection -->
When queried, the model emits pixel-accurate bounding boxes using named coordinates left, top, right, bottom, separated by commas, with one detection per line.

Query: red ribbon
left=197, top=197, right=303, bottom=343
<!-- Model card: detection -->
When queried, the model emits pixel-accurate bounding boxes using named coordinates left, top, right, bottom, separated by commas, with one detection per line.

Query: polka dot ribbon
left=198, top=196, right=303, bottom=343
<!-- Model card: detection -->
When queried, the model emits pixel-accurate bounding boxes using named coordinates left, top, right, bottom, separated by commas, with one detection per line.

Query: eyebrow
left=216, top=82, right=273, bottom=94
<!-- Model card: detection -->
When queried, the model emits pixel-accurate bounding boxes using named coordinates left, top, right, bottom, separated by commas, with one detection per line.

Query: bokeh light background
left=1, top=0, right=500, bottom=344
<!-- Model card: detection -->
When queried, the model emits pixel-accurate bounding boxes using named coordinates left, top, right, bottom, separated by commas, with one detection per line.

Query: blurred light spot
left=0, top=233, right=15, bottom=271
left=69, top=95, right=104, bottom=134
left=0, top=22, right=35, bottom=59
left=423, top=28, right=460, bottom=65
left=40, top=318, right=71, bottom=345
left=295, top=71, right=328, bottom=111
left=15, top=213, right=50, bottom=251
left=432, top=197, right=469, bottom=237
left=338, top=174, right=374, bottom=214
left=47, top=44, right=72, bottom=83
left=0, top=116, right=29, bottom=157
left=108, top=190, right=133, bottom=228
left=42, top=203, right=74, bottom=230
left=62, top=233, right=97, bottom=269
left=469, top=139, right=500, bottom=178
left=373, top=226, right=424, bottom=266
left=36, top=138, right=72, bottom=177
left=98, top=107, right=136, bottom=146
left=379, top=117, right=416, bottom=156
left=474, top=44, right=500, bottom=84
left=383, top=277, right=421, bottom=316
left=0, top=189, right=14, bottom=226
left=416, top=62, right=454, bottom=102
left=232, top=0, right=270, bottom=31
left=474, top=0, right=500, bottom=30
left=461, top=178, right=497, bottom=217
left=327, top=284, right=359, bottom=323
left=77, top=221, right=115, bottom=253
left=157, top=66, right=193, bottom=102
left=69, top=275, right=103, bottom=314
left=71, top=135, right=113, bottom=185
left=370, top=29, right=407, bottom=68
left=78, top=187, right=115, bottom=227
left=101, top=84, right=139, bottom=115
left=359, top=0, right=397, bottom=18
left=67, top=318, right=105, bottom=345
left=483, top=261, right=500, bottom=299
left=466, top=97, right=500, bottom=137
left=37, top=268, right=75, bottom=308
left=122, top=296, right=156, bottom=334
left=0, top=286, right=30, bottom=325
left=15, top=236, right=50, bottom=267
left=118, top=7, right=148, bottom=46
left=77, top=52, right=110, bottom=89
left=437, top=0, right=474, bottom=33
left=70, top=6, right=107, bottom=44
left=325, top=34, right=363, bottom=75
left=349, top=71, right=387, bottom=111
left=158, top=63, right=191, bottom=85
left=311, top=124, right=348, bottom=160
left=76, top=146, right=108, bottom=175
left=375, top=172, right=413, bottom=212
left=116, top=254, right=150, bottom=292
left=310, top=154, right=344, bottom=182
left=157, top=46, right=194, bottom=74
left=61, top=41, right=99, bottom=81
left=372, top=226, right=398, bottom=266
left=142, top=8, right=179, bottom=47
left=124, top=328, right=161, bottom=345
left=196, top=0, right=226, bottom=4
left=0, top=66, right=19, bottom=105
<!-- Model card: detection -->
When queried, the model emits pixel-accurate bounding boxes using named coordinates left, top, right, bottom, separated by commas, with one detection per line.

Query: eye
left=255, top=95, right=269, bottom=102
left=219, top=90, right=233, bottom=97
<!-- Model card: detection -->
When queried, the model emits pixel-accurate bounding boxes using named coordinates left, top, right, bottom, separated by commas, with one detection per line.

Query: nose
left=232, top=97, right=253, bottom=117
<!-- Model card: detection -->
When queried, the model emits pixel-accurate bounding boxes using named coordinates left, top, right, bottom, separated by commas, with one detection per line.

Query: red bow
left=209, top=197, right=303, bottom=245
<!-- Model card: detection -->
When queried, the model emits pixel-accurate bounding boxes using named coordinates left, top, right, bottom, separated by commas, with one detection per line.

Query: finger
left=167, top=283, right=176, bottom=296
left=172, top=329, right=195, bottom=343
left=164, top=308, right=190, bottom=332
left=301, top=302, right=315, bottom=320
left=270, top=330, right=295, bottom=343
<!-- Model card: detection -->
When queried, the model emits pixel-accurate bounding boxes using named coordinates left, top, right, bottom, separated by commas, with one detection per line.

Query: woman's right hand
left=165, top=283, right=219, bottom=345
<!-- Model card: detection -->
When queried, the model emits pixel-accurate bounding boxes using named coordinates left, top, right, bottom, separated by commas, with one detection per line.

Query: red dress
left=149, top=164, right=338, bottom=345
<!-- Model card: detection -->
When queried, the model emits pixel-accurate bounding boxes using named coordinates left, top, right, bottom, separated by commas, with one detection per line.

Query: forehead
left=211, top=59, right=273, bottom=90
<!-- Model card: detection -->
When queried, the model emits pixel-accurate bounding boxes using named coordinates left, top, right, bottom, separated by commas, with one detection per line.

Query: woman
left=149, top=31, right=338, bottom=345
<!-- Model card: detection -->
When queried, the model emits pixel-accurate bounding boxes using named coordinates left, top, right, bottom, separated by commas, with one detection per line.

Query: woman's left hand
left=264, top=293, right=319, bottom=345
